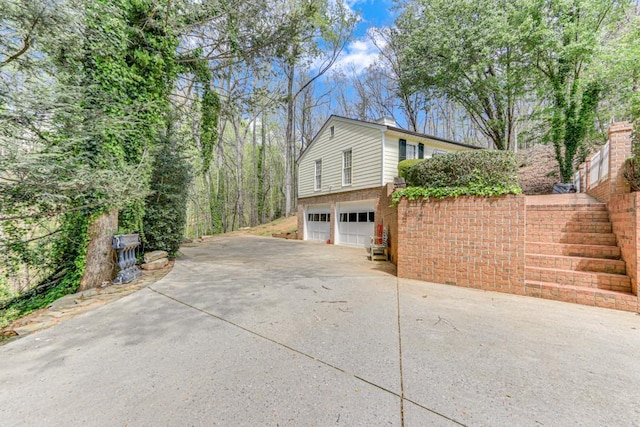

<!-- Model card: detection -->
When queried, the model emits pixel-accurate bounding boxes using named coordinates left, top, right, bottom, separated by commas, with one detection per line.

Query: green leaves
left=393, top=150, right=522, bottom=204
left=395, top=0, right=525, bottom=150
left=392, top=184, right=522, bottom=204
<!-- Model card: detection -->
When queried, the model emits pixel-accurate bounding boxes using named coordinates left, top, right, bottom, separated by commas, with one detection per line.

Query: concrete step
left=525, top=280, right=637, bottom=312
left=525, top=232, right=617, bottom=246
left=525, top=267, right=631, bottom=293
left=526, top=242, right=621, bottom=259
left=526, top=221, right=612, bottom=234
left=526, top=253, right=626, bottom=275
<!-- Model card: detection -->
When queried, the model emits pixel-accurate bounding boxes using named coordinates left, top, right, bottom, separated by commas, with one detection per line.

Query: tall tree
left=278, top=0, right=356, bottom=216
left=395, top=0, right=526, bottom=150
left=518, top=0, right=626, bottom=181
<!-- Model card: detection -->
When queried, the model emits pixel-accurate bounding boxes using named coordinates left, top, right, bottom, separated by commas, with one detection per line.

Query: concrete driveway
left=1, top=236, right=639, bottom=426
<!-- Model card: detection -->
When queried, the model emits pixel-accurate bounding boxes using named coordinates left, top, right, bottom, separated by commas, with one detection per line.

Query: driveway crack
left=396, top=278, right=406, bottom=427
left=149, top=285, right=466, bottom=426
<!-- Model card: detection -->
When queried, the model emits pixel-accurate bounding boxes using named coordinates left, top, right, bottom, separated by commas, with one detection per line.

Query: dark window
left=320, top=213, right=327, bottom=222
left=368, top=212, right=375, bottom=222
left=313, top=214, right=320, bottom=221
left=358, top=212, right=368, bottom=222
left=330, top=126, right=335, bottom=137
left=348, top=212, right=357, bottom=222
left=418, top=143, right=424, bottom=159
left=399, top=139, right=407, bottom=161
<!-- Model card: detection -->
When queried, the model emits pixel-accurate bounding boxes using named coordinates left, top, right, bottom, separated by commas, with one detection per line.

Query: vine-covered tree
left=517, top=0, right=627, bottom=182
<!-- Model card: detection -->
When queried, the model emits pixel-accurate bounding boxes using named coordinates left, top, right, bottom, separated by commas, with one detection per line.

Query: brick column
left=297, top=204, right=305, bottom=240
left=579, top=163, right=586, bottom=193
left=608, top=122, right=633, bottom=198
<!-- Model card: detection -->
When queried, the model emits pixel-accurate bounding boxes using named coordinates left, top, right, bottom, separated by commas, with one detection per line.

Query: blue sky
left=331, top=0, right=398, bottom=74
left=350, top=0, right=396, bottom=33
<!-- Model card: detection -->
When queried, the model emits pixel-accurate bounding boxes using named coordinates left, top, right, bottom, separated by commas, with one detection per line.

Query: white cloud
left=332, top=27, right=388, bottom=75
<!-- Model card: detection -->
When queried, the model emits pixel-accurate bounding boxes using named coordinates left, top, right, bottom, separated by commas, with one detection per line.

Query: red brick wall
left=608, top=122, right=633, bottom=197
left=589, top=179, right=609, bottom=202
left=397, top=195, right=526, bottom=294
left=609, top=192, right=640, bottom=295
left=586, top=122, right=633, bottom=202
left=375, top=184, right=399, bottom=264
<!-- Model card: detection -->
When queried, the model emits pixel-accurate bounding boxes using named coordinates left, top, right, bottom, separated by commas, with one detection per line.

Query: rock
left=141, top=258, right=168, bottom=270
left=144, top=250, right=169, bottom=263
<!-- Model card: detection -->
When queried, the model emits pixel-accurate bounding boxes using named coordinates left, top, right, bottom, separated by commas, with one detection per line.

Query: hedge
left=393, top=150, right=522, bottom=204
left=398, top=159, right=422, bottom=179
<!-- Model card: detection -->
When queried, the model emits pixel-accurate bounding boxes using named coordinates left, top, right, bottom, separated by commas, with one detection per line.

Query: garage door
left=305, top=205, right=331, bottom=243
left=336, top=200, right=375, bottom=248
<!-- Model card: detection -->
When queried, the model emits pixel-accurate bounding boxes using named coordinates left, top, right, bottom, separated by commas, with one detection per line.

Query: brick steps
left=526, top=211, right=611, bottom=222
left=526, top=266, right=631, bottom=293
left=526, top=253, right=626, bottom=274
left=525, top=281, right=638, bottom=312
left=524, top=193, right=636, bottom=312
left=526, top=231, right=617, bottom=245
left=526, top=242, right=621, bottom=259
left=526, top=221, right=612, bottom=233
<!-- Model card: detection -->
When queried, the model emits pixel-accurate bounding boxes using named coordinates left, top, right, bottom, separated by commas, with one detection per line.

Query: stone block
left=144, top=250, right=169, bottom=263
left=141, top=258, right=168, bottom=270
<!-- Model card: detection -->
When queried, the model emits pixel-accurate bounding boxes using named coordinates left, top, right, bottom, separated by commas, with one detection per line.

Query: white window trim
left=342, top=149, right=352, bottom=186
left=314, top=159, right=322, bottom=191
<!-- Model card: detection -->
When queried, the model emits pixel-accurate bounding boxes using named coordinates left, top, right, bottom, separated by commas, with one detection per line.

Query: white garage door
left=336, top=200, right=375, bottom=248
left=305, top=205, right=331, bottom=243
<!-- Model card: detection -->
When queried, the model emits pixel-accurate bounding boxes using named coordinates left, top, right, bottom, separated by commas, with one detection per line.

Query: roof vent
left=376, top=116, right=397, bottom=127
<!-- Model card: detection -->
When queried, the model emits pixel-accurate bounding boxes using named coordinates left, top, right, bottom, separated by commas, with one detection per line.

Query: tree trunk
left=79, top=209, right=118, bottom=291
left=284, top=62, right=295, bottom=217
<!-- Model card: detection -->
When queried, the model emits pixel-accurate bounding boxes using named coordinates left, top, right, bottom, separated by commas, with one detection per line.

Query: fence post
left=112, top=234, right=142, bottom=284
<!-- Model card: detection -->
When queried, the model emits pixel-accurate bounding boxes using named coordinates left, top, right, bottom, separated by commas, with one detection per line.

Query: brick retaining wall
left=397, top=195, right=526, bottom=294
left=608, top=192, right=640, bottom=296
left=376, top=184, right=398, bottom=264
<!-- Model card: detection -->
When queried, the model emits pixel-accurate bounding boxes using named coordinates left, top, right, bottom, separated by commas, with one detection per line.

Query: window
left=338, top=211, right=375, bottom=223
left=399, top=139, right=424, bottom=161
left=308, top=213, right=330, bottom=222
left=330, top=126, right=335, bottom=137
left=314, top=159, right=322, bottom=190
left=342, top=149, right=352, bottom=185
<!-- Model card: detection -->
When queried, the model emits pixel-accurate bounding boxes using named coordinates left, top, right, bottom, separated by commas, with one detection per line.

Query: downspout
left=381, top=129, right=386, bottom=186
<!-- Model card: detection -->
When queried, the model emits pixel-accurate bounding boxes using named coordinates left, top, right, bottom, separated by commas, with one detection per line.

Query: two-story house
left=297, top=115, right=479, bottom=248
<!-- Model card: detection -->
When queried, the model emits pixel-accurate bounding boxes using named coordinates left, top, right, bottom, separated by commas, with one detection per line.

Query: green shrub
left=405, top=150, right=520, bottom=188
left=622, top=118, right=640, bottom=192
left=393, top=150, right=522, bottom=204
left=142, top=137, right=192, bottom=258
left=622, top=157, right=640, bottom=192
left=398, top=159, right=422, bottom=179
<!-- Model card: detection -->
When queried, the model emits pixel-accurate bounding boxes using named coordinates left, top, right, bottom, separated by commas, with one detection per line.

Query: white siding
left=299, top=119, right=384, bottom=198
left=382, top=135, right=473, bottom=184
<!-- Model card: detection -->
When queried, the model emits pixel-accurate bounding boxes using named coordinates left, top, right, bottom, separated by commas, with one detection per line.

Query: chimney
left=376, top=116, right=397, bottom=127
